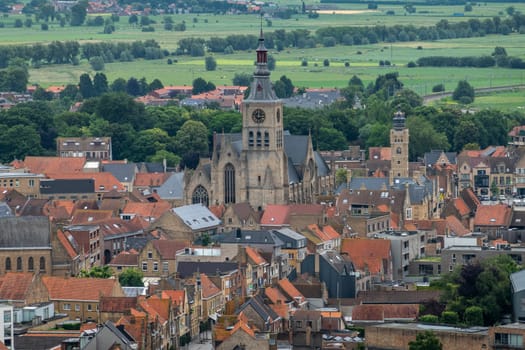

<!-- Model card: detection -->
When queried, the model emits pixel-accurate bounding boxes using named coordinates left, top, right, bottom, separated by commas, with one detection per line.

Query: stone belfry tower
left=238, top=28, right=289, bottom=209
left=390, top=110, right=409, bottom=184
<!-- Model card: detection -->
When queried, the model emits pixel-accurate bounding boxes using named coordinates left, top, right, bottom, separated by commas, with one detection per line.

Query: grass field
left=28, top=34, right=525, bottom=94
left=2, top=2, right=525, bottom=104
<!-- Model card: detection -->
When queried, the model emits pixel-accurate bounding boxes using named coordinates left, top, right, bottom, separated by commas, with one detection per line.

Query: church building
left=184, top=30, right=332, bottom=209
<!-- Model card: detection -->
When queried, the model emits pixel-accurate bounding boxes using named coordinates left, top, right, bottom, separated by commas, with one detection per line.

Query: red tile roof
left=134, top=173, right=170, bottom=187
left=109, top=251, right=139, bottom=266
left=277, top=278, right=305, bottom=304
left=264, top=287, right=288, bottom=305
left=260, top=205, right=289, bottom=225
left=99, top=296, right=137, bottom=312
left=47, top=172, right=125, bottom=192
left=260, top=204, right=324, bottom=226
left=474, top=204, right=512, bottom=227
left=161, top=290, right=185, bottom=309
left=454, top=198, right=470, bottom=217
left=71, top=209, right=114, bottom=225
left=22, top=156, right=86, bottom=174
left=352, top=304, right=419, bottom=321
left=445, top=215, right=470, bottom=236
left=245, top=247, right=267, bottom=266
left=200, top=273, right=221, bottom=299
left=139, top=297, right=170, bottom=324
left=340, top=238, right=390, bottom=275
left=152, top=239, right=190, bottom=260
left=0, top=273, right=38, bottom=301
left=306, top=224, right=340, bottom=242
left=122, top=201, right=171, bottom=220
left=42, top=276, right=121, bottom=302
left=57, top=230, right=79, bottom=260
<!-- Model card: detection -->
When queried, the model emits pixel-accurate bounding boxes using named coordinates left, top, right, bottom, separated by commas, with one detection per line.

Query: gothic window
left=224, top=163, right=236, bottom=204
left=396, top=147, right=402, bottom=154
left=248, top=131, right=254, bottom=147
left=16, top=257, right=22, bottom=271
left=28, top=257, right=34, bottom=271
left=256, top=131, right=262, bottom=147
left=277, top=109, right=281, bottom=123
left=5, top=257, right=11, bottom=271
left=40, top=257, right=46, bottom=271
left=192, top=185, right=209, bottom=207
left=264, top=132, right=269, bottom=147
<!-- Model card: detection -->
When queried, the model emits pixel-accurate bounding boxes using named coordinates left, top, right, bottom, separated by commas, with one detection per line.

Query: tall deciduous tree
left=70, top=0, right=88, bottom=26
left=174, top=120, right=209, bottom=165
left=408, top=331, right=442, bottom=350
left=79, top=73, right=95, bottom=99
left=452, top=80, right=475, bottom=104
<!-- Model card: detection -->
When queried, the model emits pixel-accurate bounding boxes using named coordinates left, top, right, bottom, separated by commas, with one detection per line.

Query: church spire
left=246, top=25, right=277, bottom=101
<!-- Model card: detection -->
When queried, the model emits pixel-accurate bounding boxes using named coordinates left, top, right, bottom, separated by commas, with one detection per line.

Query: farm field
left=1, top=1, right=524, bottom=98
left=28, top=34, right=525, bottom=94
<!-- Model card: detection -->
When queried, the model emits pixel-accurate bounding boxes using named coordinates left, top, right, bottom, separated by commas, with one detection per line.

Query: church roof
left=0, top=216, right=51, bottom=248
left=284, top=134, right=308, bottom=166
left=314, top=151, right=330, bottom=177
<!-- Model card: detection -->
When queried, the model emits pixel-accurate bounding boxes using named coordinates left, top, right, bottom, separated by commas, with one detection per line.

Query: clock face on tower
left=252, top=109, right=266, bottom=123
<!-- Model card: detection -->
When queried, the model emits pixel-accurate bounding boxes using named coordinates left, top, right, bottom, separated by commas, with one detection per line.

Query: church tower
left=238, top=28, right=289, bottom=209
left=390, top=110, right=409, bottom=184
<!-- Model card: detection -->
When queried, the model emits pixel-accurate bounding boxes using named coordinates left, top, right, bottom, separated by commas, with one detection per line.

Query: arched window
left=5, top=257, right=11, bottom=271
left=276, top=109, right=281, bottom=123
left=224, top=163, right=236, bottom=204
left=40, top=257, right=46, bottom=271
left=264, top=132, right=269, bottom=147
left=256, top=131, right=262, bottom=147
left=16, top=257, right=22, bottom=271
left=28, top=257, right=34, bottom=271
left=248, top=131, right=254, bottom=147
left=192, top=185, right=209, bottom=207
left=396, top=147, right=402, bottom=154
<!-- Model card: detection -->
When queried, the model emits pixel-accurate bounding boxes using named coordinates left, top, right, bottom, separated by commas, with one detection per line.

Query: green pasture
left=28, top=33, right=525, bottom=93
left=0, top=1, right=524, bottom=46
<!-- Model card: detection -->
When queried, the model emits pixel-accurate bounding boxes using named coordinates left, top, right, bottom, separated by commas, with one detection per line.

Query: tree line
left=0, top=39, right=164, bottom=69
left=416, top=46, right=525, bottom=69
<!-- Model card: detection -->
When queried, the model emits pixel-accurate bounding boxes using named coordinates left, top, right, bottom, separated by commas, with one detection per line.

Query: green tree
left=174, top=120, right=209, bottom=163
left=0, top=125, right=44, bottom=162
left=440, top=311, right=459, bottom=325
left=407, top=116, right=449, bottom=161
left=95, top=92, right=148, bottom=130
left=205, top=56, right=217, bottom=71
left=79, top=265, right=112, bottom=278
left=465, top=306, right=484, bottom=326
left=490, top=179, right=499, bottom=197
left=335, top=168, right=348, bottom=186
left=317, top=127, right=347, bottom=151
left=408, top=331, right=442, bottom=350
left=268, top=54, right=276, bottom=70
left=93, top=72, right=108, bottom=96
left=118, top=268, right=144, bottom=287
left=232, top=73, right=251, bottom=86
left=274, top=75, right=294, bottom=98
left=79, top=73, right=95, bottom=99
left=70, top=0, right=87, bottom=26
left=452, top=80, right=475, bottom=104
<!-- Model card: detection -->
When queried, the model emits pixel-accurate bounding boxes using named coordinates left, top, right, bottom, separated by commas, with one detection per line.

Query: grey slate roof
left=0, top=216, right=51, bottom=248
left=237, top=294, right=280, bottom=322
left=213, top=229, right=284, bottom=246
left=172, top=203, right=221, bottom=230
left=102, top=163, right=137, bottom=183
left=423, top=150, right=457, bottom=166
left=511, top=270, right=525, bottom=293
left=137, top=162, right=164, bottom=173
left=0, top=202, right=13, bottom=217
left=282, top=89, right=341, bottom=109
left=39, top=179, right=95, bottom=194
left=314, top=151, right=330, bottom=177
left=156, top=172, right=185, bottom=200
left=321, top=250, right=355, bottom=275
left=284, top=134, right=308, bottom=166
left=177, top=261, right=239, bottom=279
left=348, top=177, right=389, bottom=191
